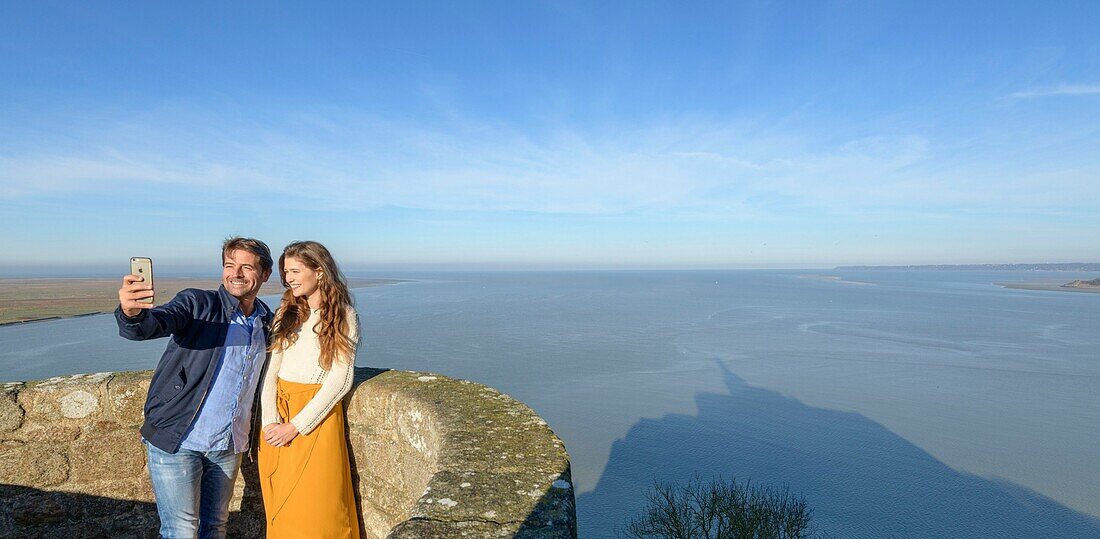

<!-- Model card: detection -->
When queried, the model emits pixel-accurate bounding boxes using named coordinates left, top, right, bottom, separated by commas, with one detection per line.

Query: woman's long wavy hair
left=268, top=241, right=356, bottom=370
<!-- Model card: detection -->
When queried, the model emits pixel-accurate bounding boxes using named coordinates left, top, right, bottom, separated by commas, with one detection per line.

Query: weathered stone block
left=9, top=490, right=66, bottom=527
left=16, top=422, right=82, bottom=443
left=360, top=500, right=403, bottom=539
left=357, top=474, right=419, bottom=523
left=0, top=384, right=25, bottom=432
left=411, top=469, right=575, bottom=526
left=105, top=370, right=151, bottom=427
left=387, top=518, right=574, bottom=539
left=0, top=440, right=69, bottom=486
left=0, top=485, right=159, bottom=539
left=19, top=373, right=111, bottom=424
left=387, top=519, right=517, bottom=538
left=69, top=423, right=145, bottom=485
left=62, top=479, right=154, bottom=505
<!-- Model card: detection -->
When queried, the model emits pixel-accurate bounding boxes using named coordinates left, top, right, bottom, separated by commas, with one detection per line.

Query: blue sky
left=1, top=1, right=1098, bottom=271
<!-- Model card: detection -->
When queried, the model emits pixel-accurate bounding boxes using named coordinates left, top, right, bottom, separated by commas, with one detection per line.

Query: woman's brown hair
left=268, top=241, right=356, bottom=370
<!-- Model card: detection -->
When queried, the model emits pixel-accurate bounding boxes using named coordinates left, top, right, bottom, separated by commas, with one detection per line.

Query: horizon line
left=1, top=262, right=1098, bottom=278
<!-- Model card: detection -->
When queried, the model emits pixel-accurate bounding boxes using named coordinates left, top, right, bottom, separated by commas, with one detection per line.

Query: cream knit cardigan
left=260, top=305, right=358, bottom=435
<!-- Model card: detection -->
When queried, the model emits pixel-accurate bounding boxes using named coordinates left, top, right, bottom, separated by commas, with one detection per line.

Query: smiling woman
left=259, top=240, right=360, bottom=538
left=283, top=257, right=321, bottom=304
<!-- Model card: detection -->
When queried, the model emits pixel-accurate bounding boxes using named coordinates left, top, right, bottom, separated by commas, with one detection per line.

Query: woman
left=258, top=241, right=360, bottom=538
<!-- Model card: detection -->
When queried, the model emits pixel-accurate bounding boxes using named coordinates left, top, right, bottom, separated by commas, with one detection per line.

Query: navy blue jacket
left=115, top=285, right=273, bottom=453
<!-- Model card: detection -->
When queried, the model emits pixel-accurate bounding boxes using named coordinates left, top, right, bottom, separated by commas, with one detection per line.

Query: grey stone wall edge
left=0, top=368, right=577, bottom=539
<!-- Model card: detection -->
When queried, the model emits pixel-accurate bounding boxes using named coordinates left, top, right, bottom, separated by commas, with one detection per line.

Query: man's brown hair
left=221, top=237, right=274, bottom=273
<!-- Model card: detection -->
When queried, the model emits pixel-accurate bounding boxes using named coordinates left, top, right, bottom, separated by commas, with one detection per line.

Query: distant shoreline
left=836, top=263, right=1100, bottom=271
left=996, top=282, right=1100, bottom=294
left=0, top=277, right=412, bottom=326
left=0, top=311, right=104, bottom=326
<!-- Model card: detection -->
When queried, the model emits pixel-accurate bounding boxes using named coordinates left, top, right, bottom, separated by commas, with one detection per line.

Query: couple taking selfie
left=116, top=237, right=359, bottom=538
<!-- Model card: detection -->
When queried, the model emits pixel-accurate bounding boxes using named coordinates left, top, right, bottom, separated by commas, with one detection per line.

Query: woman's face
left=283, top=256, right=321, bottom=299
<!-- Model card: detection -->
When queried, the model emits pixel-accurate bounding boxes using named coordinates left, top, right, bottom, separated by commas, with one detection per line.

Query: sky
left=1, top=1, right=1098, bottom=272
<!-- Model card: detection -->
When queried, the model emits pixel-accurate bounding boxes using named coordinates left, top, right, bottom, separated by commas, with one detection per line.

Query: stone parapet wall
left=0, top=368, right=576, bottom=538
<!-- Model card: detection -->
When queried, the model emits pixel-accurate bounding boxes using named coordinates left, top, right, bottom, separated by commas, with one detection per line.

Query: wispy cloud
left=1007, top=83, right=1100, bottom=99
left=1, top=104, right=1096, bottom=218
left=0, top=117, right=927, bottom=216
left=0, top=154, right=279, bottom=198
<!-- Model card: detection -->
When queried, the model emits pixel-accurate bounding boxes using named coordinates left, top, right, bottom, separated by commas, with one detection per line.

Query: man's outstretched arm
left=115, top=274, right=193, bottom=340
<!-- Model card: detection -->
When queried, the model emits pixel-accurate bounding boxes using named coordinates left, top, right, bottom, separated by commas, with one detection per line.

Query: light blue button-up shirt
left=179, top=301, right=268, bottom=453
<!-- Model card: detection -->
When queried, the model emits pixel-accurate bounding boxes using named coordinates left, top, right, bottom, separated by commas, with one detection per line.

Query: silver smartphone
left=130, top=257, right=154, bottom=304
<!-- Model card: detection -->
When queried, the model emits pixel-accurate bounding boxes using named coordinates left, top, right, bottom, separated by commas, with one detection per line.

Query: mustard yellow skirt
left=258, top=379, right=360, bottom=539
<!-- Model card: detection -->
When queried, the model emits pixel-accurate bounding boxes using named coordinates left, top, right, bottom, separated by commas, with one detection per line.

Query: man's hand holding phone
left=119, top=274, right=154, bottom=317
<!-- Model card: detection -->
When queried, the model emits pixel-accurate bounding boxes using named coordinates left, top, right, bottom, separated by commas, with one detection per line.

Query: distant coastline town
left=835, top=263, right=1100, bottom=271
left=830, top=264, right=1100, bottom=293
left=831, top=262, right=1100, bottom=292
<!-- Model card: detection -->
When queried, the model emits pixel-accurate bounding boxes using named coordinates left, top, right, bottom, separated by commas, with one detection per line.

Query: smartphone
left=130, top=257, right=154, bottom=304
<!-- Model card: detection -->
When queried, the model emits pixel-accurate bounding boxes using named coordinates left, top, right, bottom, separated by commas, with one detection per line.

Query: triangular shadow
left=577, top=360, right=1100, bottom=538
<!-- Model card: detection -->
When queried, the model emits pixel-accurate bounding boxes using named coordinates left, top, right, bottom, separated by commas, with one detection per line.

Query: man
left=116, top=237, right=275, bottom=539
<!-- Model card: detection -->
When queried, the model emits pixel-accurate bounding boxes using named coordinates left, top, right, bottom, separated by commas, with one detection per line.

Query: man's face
left=222, top=249, right=271, bottom=300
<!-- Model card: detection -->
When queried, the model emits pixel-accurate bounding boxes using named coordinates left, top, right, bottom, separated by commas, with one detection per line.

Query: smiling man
left=116, top=237, right=274, bottom=539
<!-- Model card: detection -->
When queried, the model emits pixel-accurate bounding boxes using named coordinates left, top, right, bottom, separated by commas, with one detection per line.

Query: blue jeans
left=143, top=438, right=242, bottom=539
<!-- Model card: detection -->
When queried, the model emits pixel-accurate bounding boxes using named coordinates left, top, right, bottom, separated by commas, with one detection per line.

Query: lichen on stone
left=58, top=390, right=99, bottom=419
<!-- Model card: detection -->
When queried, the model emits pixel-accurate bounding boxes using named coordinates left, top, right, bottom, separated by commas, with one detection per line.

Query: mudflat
left=0, top=277, right=404, bottom=325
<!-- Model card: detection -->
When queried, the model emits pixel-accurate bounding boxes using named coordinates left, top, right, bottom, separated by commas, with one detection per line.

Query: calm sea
left=1, top=270, right=1098, bottom=538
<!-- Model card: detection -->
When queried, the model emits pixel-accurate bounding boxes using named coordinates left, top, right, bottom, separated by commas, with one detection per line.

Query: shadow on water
left=577, top=361, right=1100, bottom=538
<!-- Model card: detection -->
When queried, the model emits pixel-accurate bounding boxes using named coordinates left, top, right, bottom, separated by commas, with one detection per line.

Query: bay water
left=1, top=270, right=1097, bottom=537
